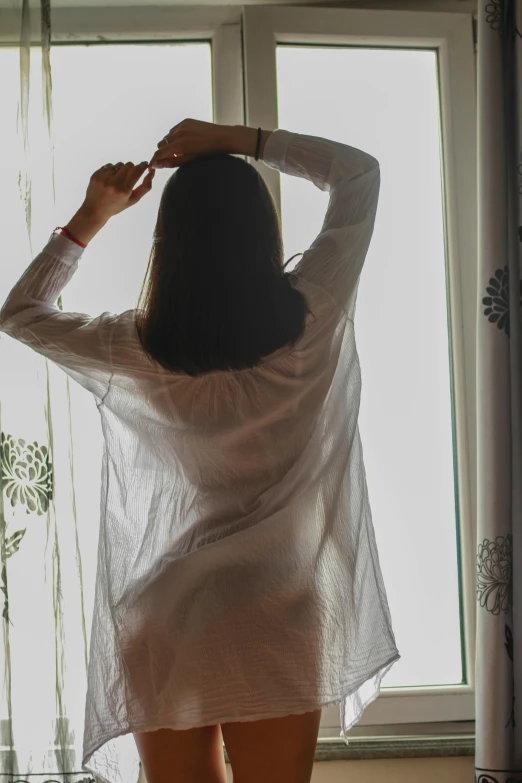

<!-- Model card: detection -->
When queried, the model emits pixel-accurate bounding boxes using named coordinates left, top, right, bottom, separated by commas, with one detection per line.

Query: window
left=0, top=4, right=476, bottom=739
left=243, top=6, right=477, bottom=732
left=0, top=10, right=242, bottom=741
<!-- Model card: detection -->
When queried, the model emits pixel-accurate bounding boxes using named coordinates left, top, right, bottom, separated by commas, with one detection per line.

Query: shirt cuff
left=262, top=129, right=297, bottom=171
left=45, top=231, right=86, bottom=264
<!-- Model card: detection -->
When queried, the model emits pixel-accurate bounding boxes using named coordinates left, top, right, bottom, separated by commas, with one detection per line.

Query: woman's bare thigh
left=221, top=708, right=322, bottom=783
left=133, top=723, right=227, bottom=783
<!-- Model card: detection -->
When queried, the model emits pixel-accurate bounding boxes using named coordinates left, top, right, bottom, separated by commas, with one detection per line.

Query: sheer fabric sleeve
left=262, top=129, right=381, bottom=313
left=0, top=232, right=117, bottom=403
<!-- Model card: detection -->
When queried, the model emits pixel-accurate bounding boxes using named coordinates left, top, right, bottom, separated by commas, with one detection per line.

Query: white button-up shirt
left=0, top=128, right=400, bottom=783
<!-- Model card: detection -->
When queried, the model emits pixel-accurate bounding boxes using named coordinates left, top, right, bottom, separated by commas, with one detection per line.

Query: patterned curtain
left=475, top=2, right=522, bottom=782
left=0, top=3, right=98, bottom=782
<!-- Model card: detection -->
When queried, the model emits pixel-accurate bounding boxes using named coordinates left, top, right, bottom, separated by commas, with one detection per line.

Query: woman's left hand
left=82, top=161, right=155, bottom=221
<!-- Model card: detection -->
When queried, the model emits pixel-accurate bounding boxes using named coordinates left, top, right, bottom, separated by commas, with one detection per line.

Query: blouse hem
left=81, top=646, right=400, bottom=783
left=338, top=650, right=401, bottom=742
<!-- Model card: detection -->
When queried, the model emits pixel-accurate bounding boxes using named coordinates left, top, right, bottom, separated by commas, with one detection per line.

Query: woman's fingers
left=95, top=161, right=124, bottom=178
left=128, top=169, right=155, bottom=205
left=150, top=156, right=197, bottom=170
left=149, top=130, right=187, bottom=166
left=148, top=151, right=187, bottom=169
left=149, top=146, right=177, bottom=166
left=123, top=161, right=149, bottom=188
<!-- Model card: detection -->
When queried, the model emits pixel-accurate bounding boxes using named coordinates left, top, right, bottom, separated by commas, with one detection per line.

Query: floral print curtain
left=475, top=1, right=522, bottom=781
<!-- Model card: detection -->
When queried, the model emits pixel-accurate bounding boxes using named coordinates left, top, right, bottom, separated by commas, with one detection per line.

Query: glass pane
left=1, top=42, right=212, bottom=312
left=52, top=43, right=213, bottom=314
left=0, top=41, right=212, bottom=750
left=46, top=39, right=211, bottom=614
left=276, top=45, right=463, bottom=688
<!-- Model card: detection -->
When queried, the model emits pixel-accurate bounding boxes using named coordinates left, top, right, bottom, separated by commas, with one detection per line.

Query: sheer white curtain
left=0, top=3, right=99, bottom=781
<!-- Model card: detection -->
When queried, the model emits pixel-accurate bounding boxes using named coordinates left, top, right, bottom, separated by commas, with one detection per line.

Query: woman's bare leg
left=221, top=708, right=322, bottom=783
left=133, top=723, right=227, bottom=783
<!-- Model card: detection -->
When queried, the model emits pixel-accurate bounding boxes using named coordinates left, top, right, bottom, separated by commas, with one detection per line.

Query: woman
left=0, top=120, right=400, bottom=783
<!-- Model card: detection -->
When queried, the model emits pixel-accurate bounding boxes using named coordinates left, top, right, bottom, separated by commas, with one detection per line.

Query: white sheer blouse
left=0, top=128, right=400, bottom=783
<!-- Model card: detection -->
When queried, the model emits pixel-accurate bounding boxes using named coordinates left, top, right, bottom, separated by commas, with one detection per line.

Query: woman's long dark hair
left=135, top=153, right=313, bottom=377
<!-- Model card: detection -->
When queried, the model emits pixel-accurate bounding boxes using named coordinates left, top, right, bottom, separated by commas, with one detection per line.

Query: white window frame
left=0, top=2, right=477, bottom=742
left=243, top=6, right=477, bottom=736
left=0, top=5, right=244, bottom=127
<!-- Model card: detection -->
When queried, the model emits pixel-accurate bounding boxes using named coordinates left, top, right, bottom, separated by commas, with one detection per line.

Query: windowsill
left=312, top=734, right=475, bottom=760
left=223, top=723, right=475, bottom=762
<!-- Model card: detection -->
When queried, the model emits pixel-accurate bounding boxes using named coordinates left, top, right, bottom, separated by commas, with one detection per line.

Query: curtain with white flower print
left=0, top=3, right=102, bottom=783
left=475, top=2, right=522, bottom=782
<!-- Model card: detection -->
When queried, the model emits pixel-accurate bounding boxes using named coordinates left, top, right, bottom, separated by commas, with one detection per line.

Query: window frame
left=0, top=2, right=477, bottom=743
left=0, top=5, right=244, bottom=127
left=243, top=5, right=477, bottom=734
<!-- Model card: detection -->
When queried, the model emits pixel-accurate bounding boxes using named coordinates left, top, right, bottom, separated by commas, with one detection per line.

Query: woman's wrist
left=63, top=205, right=108, bottom=246
left=230, top=125, right=271, bottom=159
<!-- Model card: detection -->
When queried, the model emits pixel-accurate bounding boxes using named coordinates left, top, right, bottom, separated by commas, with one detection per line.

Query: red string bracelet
left=54, top=225, right=87, bottom=248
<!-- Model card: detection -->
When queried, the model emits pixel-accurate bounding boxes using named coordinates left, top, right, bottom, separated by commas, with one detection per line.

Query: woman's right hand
left=148, top=118, right=233, bottom=169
